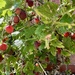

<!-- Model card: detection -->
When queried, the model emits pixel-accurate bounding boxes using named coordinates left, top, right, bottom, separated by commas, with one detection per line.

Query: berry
left=34, top=41, right=41, bottom=49
left=35, top=63, right=39, bottom=67
left=13, top=16, right=19, bottom=23
left=71, top=33, right=75, bottom=40
left=27, top=0, right=34, bottom=7
left=15, top=8, right=21, bottom=15
left=26, top=0, right=29, bottom=2
left=5, top=25, right=14, bottom=34
left=19, top=10, right=26, bottom=20
left=0, top=43, right=8, bottom=51
left=59, top=65, right=66, bottom=72
left=34, top=18, right=40, bottom=24
left=56, top=48, right=61, bottom=55
left=64, top=32, right=71, bottom=37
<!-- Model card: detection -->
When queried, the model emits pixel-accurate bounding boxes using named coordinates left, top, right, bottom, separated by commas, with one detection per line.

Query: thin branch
left=37, top=60, right=48, bottom=75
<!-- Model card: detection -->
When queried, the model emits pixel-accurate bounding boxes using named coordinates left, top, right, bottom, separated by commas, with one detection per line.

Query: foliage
left=0, top=0, right=75, bottom=75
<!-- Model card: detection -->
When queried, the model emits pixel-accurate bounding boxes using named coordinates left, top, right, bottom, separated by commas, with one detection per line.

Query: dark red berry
left=26, top=0, right=29, bottom=2
left=13, top=16, right=19, bottom=23
left=15, top=8, right=21, bottom=15
left=19, top=10, right=26, bottom=20
left=64, top=32, right=71, bottom=37
left=0, top=43, right=8, bottom=51
left=34, top=41, right=41, bottom=49
left=71, top=33, right=75, bottom=40
left=28, top=0, right=34, bottom=7
left=34, top=18, right=40, bottom=24
left=59, top=65, right=66, bottom=72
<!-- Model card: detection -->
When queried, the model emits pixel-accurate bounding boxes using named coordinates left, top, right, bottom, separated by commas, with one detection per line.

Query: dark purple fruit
left=26, top=0, right=29, bottom=2
left=34, top=41, right=41, bottom=49
left=19, top=10, right=26, bottom=20
left=15, top=8, right=21, bottom=15
left=28, top=0, right=34, bottom=7
left=13, top=16, right=20, bottom=23
left=71, top=33, right=75, bottom=40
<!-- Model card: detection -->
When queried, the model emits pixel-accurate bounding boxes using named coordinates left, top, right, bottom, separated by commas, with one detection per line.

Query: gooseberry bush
left=0, top=0, right=75, bottom=75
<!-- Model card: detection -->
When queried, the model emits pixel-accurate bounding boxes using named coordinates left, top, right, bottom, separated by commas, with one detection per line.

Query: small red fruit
left=59, top=65, right=66, bottom=72
left=26, top=0, right=29, bottom=2
left=27, top=0, right=34, bottom=7
left=19, top=10, right=26, bottom=20
left=13, top=16, right=19, bottom=23
left=71, top=33, right=75, bottom=40
left=34, top=18, right=40, bottom=24
left=35, top=63, right=39, bottom=67
left=5, top=25, right=14, bottom=34
left=64, top=32, right=71, bottom=37
left=0, top=43, right=8, bottom=51
left=15, top=8, right=21, bottom=15
left=56, top=48, right=61, bottom=55
left=34, top=41, right=41, bottom=49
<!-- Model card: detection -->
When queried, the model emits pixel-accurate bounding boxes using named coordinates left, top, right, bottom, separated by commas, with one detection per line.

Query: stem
left=37, top=61, right=48, bottom=75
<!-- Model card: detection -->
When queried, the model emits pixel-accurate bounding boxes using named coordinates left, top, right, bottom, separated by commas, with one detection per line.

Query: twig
left=37, top=61, right=48, bottom=75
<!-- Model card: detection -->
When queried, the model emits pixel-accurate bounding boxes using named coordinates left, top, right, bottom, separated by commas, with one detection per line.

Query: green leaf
left=50, top=33, right=64, bottom=48
left=49, top=54, right=57, bottom=64
left=60, top=14, right=73, bottom=23
left=23, top=61, right=34, bottom=73
left=7, top=56, right=17, bottom=64
left=51, top=39, right=64, bottom=48
left=0, top=0, right=6, bottom=9
left=3, top=0, right=14, bottom=9
left=72, top=0, right=75, bottom=6
left=57, top=26, right=68, bottom=34
left=63, top=37, right=73, bottom=49
left=61, top=50, right=71, bottom=57
left=35, top=25, right=45, bottom=36
left=0, top=64, right=3, bottom=71
left=24, top=26, right=36, bottom=38
left=70, top=46, right=75, bottom=54
left=34, top=2, right=58, bottom=19
left=50, top=46, right=56, bottom=56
